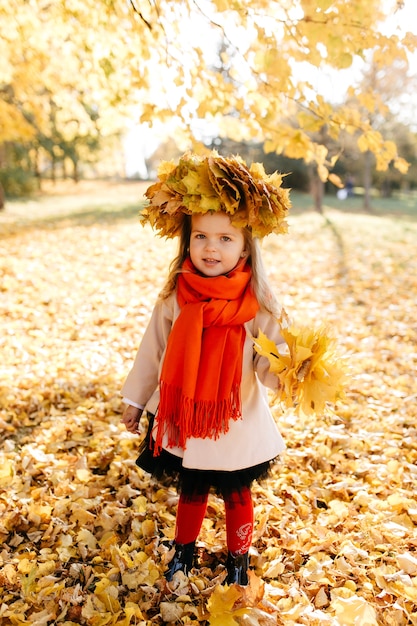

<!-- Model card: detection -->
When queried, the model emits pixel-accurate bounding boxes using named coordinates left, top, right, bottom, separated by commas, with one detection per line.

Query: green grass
left=289, top=190, right=417, bottom=219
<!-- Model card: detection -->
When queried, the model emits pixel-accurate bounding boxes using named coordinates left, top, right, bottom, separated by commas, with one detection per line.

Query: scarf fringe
left=153, top=382, right=242, bottom=455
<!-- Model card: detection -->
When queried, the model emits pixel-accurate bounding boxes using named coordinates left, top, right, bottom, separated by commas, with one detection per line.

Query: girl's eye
left=221, top=236, right=231, bottom=242
left=195, top=233, right=205, bottom=239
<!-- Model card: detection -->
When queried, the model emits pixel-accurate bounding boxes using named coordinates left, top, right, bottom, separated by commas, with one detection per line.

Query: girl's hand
left=121, top=404, right=143, bottom=434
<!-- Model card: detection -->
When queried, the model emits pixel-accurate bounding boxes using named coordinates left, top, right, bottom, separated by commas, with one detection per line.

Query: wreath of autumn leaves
left=141, top=152, right=291, bottom=239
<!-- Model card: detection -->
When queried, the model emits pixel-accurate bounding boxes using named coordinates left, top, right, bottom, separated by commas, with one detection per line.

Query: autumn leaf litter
left=1, top=185, right=417, bottom=625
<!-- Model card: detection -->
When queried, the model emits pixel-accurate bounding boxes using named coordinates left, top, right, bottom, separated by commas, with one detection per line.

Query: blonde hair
left=158, top=214, right=281, bottom=317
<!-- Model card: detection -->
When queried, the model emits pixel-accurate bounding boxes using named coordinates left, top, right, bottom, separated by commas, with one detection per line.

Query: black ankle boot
left=225, top=551, right=249, bottom=585
left=165, top=541, right=196, bottom=581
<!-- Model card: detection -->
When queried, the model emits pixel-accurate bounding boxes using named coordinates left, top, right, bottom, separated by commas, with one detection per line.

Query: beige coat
left=122, top=292, right=287, bottom=471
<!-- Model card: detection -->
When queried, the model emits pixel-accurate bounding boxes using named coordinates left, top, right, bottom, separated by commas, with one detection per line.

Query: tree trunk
left=0, top=183, right=5, bottom=210
left=310, top=166, right=324, bottom=213
left=51, top=155, right=57, bottom=184
left=72, top=158, right=79, bottom=183
left=33, top=147, right=42, bottom=191
left=363, top=150, right=373, bottom=212
left=0, top=144, right=5, bottom=209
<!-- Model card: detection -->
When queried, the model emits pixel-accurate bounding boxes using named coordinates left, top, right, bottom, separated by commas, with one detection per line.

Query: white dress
left=122, top=292, right=286, bottom=472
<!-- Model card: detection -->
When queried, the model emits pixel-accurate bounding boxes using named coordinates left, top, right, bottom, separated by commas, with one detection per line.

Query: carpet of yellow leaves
left=1, top=184, right=417, bottom=625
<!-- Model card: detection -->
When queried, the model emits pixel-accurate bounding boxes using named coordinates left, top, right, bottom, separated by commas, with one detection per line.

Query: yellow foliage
left=297, top=111, right=323, bottom=133
left=357, top=130, right=383, bottom=154
left=394, top=157, right=409, bottom=174
left=282, top=130, right=314, bottom=161
left=0, top=0, right=414, bottom=179
left=357, top=90, right=388, bottom=116
left=317, top=163, right=329, bottom=183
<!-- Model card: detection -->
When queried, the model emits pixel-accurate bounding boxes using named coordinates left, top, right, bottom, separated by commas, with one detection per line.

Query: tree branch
left=129, top=0, right=152, bottom=31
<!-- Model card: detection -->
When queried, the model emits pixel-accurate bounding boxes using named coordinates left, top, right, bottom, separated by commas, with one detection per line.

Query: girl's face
left=189, top=212, right=247, bottom=277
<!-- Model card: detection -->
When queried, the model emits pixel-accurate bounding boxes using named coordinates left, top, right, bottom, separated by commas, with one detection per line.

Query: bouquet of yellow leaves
left=253, top=315, right=347, bottom=415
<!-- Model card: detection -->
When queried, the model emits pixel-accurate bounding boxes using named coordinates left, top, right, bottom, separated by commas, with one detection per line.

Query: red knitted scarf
left=153, top=257, right=259, bottom=454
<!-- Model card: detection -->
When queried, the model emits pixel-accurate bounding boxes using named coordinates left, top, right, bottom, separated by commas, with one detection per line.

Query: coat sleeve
left=251, top=309, right=287, bottom=391
left=121, top=294, right=176, bottom=408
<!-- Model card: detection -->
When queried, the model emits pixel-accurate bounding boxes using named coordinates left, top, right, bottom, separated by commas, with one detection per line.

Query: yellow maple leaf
left=328, top=173, right=343, bottom=188
left=357, top=130, right=383, bottom=154
left=394, top=157, right=409, bottom=174
left=331, top=594, right=378, bottom=625
left=0, top=458, right=14, bottom=486
left=207, top=584, right=249, bottom=626
left=77, top=528, right=98, bottom=550
left=118, top=603, right=145, bottom=624
left=94, top=577, right=121, bottom=613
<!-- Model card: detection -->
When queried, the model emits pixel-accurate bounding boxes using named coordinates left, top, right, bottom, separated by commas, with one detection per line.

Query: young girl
left=121, top=152, right=291, bottom=585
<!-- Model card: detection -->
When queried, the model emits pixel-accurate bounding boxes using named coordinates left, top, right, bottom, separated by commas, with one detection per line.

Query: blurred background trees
left=1, top=0, right=416, bottom=209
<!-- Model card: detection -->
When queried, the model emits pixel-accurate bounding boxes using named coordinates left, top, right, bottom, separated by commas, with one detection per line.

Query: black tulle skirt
left=136, top=413, right=275, bottom=497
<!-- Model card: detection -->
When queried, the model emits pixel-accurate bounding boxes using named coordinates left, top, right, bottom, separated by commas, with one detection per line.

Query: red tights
left=174, top=487, right=253, bottom=555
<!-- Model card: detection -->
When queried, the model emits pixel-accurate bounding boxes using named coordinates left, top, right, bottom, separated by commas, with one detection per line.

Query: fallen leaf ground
left=1, top=183, right=417, bottom=625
